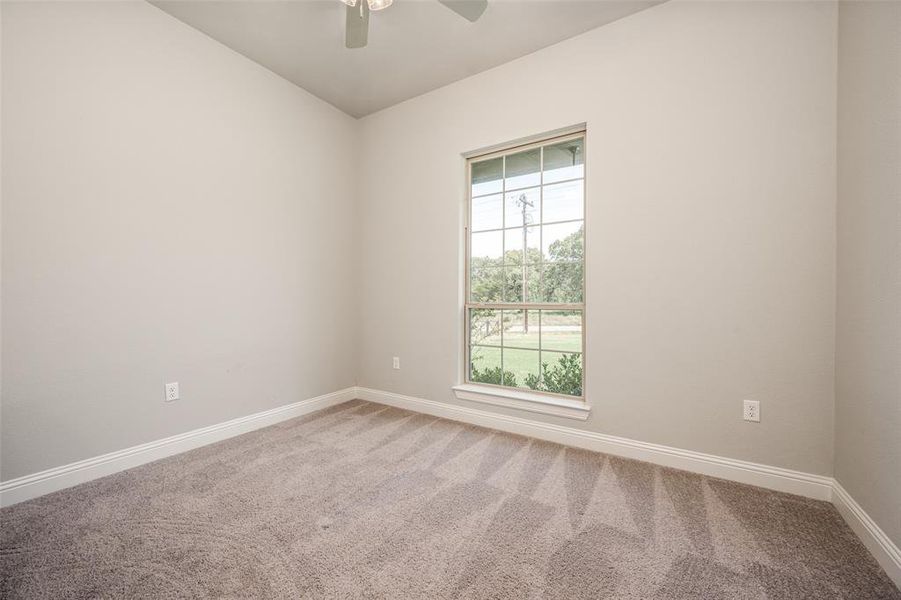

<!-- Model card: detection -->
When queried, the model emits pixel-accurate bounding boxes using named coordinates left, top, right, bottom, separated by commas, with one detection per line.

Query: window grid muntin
left=471, top=174, right=585, bottom=200
left=469, top=216, right=586, bottom=236
left=466, top=131, right=585, bottom=398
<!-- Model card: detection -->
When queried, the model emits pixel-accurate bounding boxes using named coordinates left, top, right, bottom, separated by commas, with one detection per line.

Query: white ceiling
left=151, top=0, right=665, bottom=118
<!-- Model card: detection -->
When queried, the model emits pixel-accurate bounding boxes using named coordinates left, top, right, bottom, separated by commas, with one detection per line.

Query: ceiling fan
left=343, top=0, right=489, bottom=48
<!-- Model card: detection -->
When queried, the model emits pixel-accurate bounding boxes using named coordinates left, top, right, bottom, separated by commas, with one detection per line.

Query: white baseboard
left=355, top=387, right=834, bottom=501
left=0, top=387, right=357, bottom=508
left=832, top=481, right=901, bottom=588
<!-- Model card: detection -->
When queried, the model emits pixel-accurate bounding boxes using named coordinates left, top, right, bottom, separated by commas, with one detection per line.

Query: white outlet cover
left=165, top=382, right=179, bottom=402
left=392, top=357, right=400, bottom=370
left=743, top=399, right=760, bottom=422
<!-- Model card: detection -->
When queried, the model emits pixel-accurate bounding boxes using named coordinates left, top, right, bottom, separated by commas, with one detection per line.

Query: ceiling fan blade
left=345, top=1, right=370, bottom=49
left=437, top=0, right=488, bottom=22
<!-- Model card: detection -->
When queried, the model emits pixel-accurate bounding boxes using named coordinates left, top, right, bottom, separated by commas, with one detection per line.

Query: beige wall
left=5, top=0, right=878, bottom=493
left=835, top=1, right=901, bottom=546
left=1, top=1, right=358, bottom=480
left=356, top=0, right=838, bottom=475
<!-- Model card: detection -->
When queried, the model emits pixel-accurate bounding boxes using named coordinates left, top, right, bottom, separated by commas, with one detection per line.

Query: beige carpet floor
left=1, top=399, right=898, bottom=599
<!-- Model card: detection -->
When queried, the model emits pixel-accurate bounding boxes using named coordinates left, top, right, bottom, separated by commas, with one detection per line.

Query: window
left=465, top=131, right=585, bottom=399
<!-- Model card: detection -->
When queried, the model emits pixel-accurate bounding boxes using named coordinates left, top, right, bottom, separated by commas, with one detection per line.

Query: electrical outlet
left=392, top=357, right=400, bottom=370
left=165, top=382, right=179, bottom=402
left=743, top=400, right=760, bottom=422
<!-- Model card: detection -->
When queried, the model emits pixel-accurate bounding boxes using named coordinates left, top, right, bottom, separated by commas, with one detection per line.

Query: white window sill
left=452, top=384, right=591, bottom=421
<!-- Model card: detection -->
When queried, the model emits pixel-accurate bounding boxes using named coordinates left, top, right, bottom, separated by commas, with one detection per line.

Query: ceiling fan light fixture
left=345, top=0, right=486, bottom=49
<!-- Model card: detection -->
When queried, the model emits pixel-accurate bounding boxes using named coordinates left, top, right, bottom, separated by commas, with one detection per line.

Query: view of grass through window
left=467, top=133, right=584, bottom=397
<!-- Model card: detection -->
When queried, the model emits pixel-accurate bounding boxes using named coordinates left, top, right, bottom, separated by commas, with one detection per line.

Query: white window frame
left=455, top=128, right=590, bottom=420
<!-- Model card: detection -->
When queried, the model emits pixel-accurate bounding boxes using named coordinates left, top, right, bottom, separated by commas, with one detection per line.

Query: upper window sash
left=466, top=132, right=585, bottom=308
